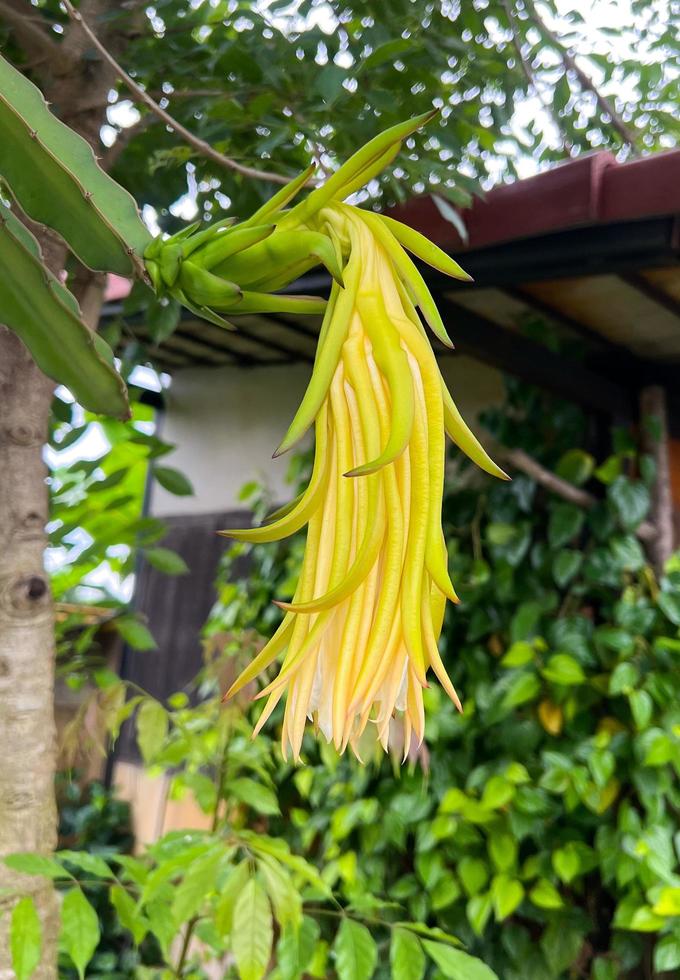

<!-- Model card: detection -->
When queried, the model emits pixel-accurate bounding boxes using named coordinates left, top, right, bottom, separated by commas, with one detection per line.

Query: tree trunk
left=0, top=325, right=59, bottom=977
left=0, top=4, right=121, bottom=970
left=640, top=385, right=675, bottom=573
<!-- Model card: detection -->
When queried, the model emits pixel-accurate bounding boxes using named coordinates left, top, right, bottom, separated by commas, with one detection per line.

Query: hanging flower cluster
left=145, top=113, right=507, bottom=761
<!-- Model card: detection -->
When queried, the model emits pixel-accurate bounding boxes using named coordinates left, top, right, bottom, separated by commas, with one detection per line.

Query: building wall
left=149, top=354, right=505, bottom=517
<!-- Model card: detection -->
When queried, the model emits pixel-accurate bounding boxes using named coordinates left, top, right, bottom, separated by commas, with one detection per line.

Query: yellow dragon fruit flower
left=147, top=113, right=508, bottom=760
left=221, top=125, right=508, bottom=760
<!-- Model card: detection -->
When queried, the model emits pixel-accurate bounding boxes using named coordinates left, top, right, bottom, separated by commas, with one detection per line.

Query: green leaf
left=232, top=878, right=273, bottom=980
left=548, top=503, right=584, bottom=549
left=257, top=855, right=302, bottom=928
left=10, top=897, right=41, bottom=980
left=458, top=857, right=489, bottom=897
left=555, top=449, right=595, bottom=486
left=658, top=591, right=680, bottom=626
left=145, top=897, right=176, bottom=959
left=115, top=616, right=157, bottom=651
left=147, top=297, right=181, bottom=344
left=488, top=833, right=517, bottom=872
left=542, top=653, right=585, bottom=686
left=242, top=833, right=332, bottom=898
left=529, top=879, right=563, bottom=909
left=541, top=920, right=585, bottom=975
left=315, top=65, right=346, bottom=105
left=594, top=455, right=622, bottom=484
left=431, top=874, right=461, bottom=910
left=333, top=918, right=377, bottom=980
left=3, top=853, right=70, bottom=879
left=627, top=905, right=666, bottom=931
left=215, top=861, right=251, bottom=937
left=628, top=689, right=653, bottom=730
left=654, top=935, right=680, bottom=972
left=510, top=601, right=543, bottom=642
left=610, top=535, right=645, bottom=571
left=608, top=477, right=650, bottom=530
left=390, top=927, right=425, bottom=980
left=500, top=641, right=535, bottom=667
left=0, top=53, right=150, bottom=275
left=552, top=843, right=581, bottom=883
left=553, top=549, right=583, bottom=587
left=639, top=728, right=673, bottom=767
left=592, top=956, right=618, bottom=980
left=500, top=672, right=541, bottom=711
left=362, top=38, right=413, bottom=70
left=481, top=775, right=515, bottom=810
left=609, top=662, right=638, bottom=694
left=136, top=699, right=168, bottom=764
left=57, top=851, right=114, bottom=880
left=491, top=874, right=524, bottom=920
left=153, top=466, right=194, bottom=496
left=60, top=888, right=100, bottom=980
left=651, top=887, right=680, bottom=917
left=421, top=940, right=499, bottom=979
left=276, top=917, right=320, bottom=980
left=0, top=204, right=129, bottom=419
left=171, top=852, right=221, bottom=924
left=226, top=778, right=280, bottom=816
left=144, top=547, right=189, bottom=575
left=109, top=884, right=148, bottom=945
left=466, top=892, right=493, bottom=935
left=486, top=523, right=515, bottom=546
left=395, top=923, right=462, bottom=946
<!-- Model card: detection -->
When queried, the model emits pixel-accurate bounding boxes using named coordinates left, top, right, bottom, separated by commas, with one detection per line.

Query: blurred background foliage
left=45, top=359, right=680, bottom=978
left=202, top=371, right=680, bottom=978
left=3, top=0, right=678, bottom=237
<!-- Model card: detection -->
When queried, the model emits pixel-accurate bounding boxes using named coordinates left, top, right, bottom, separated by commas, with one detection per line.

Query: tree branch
left=522, top=0, right=642, bottom=153
left=502, top=0, right=574, bottom=155
left=60, top=0, right=293, bottom=186
left=497, top=445, right=657, bottom=543
left=0, top=0, right=63, bottom=64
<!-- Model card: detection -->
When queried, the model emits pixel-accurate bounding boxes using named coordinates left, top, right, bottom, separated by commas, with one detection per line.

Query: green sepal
left=224, top=291, right=327, bottom=315
left=173, top=288, right=236, bottom=331
left=176, top=261, right=242, bottom=307
left=244, top=163, right=316, bottom=227
left=212, top=229, right=344, bottom=291
left=280, top=110, right=438, bottom=228
left=196, top=224, right=276, bottom=270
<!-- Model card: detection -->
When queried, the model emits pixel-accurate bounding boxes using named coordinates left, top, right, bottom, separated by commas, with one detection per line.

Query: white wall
left=149, top=355, right=505, bottom=517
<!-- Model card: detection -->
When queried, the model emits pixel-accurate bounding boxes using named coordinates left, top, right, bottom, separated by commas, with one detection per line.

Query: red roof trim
left=105, top=148, right=680, bottom=301
left=388, top=149, right=680, bottom=252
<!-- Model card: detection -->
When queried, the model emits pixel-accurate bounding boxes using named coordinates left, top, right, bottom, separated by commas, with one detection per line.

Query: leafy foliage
left=6, top=687, right=490, bottom=978
left=102, top=0, right=679, bottom=224
left=205, top=375, right=680, bottom=978
left=6, top=0, right=677, bottom=237
left=48, top=384, right=194, bottom=693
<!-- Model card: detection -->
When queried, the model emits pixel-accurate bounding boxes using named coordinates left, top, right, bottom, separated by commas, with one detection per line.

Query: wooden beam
left=623, top=272, right=680, bottom=322
left=640, top=386, right=675, bottom=571
left=228, top=321, right=314, bottom=364
left=435, top=293, right=636, bottom=420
